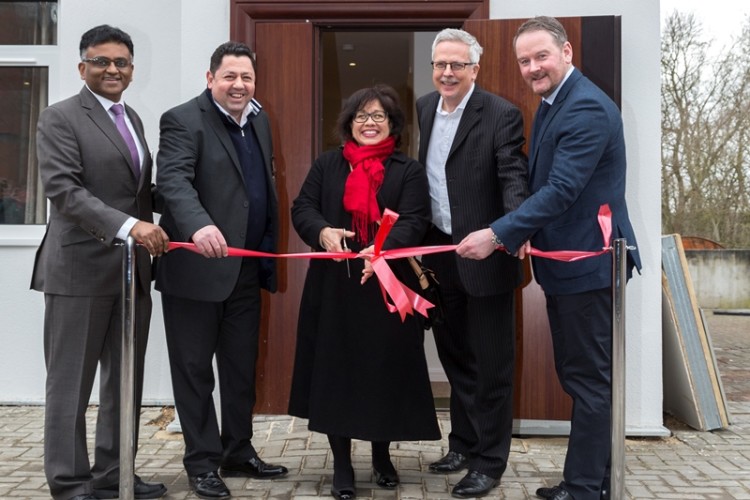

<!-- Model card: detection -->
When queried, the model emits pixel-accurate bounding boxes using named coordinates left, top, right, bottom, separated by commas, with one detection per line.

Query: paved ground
left=2, top=311, right=749, bottom=499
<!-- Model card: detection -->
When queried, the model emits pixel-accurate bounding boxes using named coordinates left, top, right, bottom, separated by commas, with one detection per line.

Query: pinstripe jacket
left=417, top=86, right=529, bottom=296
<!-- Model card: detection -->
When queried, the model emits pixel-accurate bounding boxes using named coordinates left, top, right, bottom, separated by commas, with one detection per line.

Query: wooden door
left=253, top=22, right=314, bottom=413
left=246, top=9, right=619, bottom=420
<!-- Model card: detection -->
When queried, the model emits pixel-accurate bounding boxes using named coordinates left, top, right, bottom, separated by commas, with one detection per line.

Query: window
left=0, top=1, right=57, bottom=225
left=0, top=1, right=57, bottom=45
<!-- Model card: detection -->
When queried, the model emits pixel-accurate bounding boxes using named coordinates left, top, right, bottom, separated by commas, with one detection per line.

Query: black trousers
left=162, top=257, right=261, bottom=476
left=424, top=240, right=516, bottom=479
left=546, top=287, right=612, bottom=500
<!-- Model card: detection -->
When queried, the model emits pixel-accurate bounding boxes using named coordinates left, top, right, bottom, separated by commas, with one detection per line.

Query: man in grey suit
left=458, top=17, right=641, bottom=500
left=416, top=28, right=529, bottom=499
left=32, top=25, right=169, bottom=500
left=155, top=41, right=286, bottom=499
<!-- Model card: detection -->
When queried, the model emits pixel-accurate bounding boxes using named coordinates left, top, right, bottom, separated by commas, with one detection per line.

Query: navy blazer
left=491, top=69, right=641, bottom=295
left=155, top=91, right=279, bottom=301
left=417, top=86, right=529, bottom=297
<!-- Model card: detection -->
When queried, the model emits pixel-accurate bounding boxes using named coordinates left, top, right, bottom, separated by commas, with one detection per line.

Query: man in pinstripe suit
left=417, top=28, right=529, bottom=499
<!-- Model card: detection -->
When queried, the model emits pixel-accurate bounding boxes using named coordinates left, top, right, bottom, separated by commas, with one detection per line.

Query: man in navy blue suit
left=456, top=16, right=641, bottom=500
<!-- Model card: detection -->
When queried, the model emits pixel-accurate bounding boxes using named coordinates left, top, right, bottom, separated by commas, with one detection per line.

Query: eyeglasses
left=81, top=57, right=132, bottom=69
left=431, top=61, right=476, bottom=71
left=353, top=111, right=388, bottom=123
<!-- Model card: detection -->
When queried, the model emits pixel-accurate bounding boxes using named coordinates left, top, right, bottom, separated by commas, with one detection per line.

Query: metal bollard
left=610, top=238, right=628, bottom=500
left=120, top=236, right=136, bottom=499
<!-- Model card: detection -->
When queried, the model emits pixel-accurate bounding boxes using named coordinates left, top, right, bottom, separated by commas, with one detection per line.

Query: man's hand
left=130, top=221, right=170, bottom=256
left=515, top=241, right=532, bottom=259
left=191, top=225, right=227, bottom=258
left=456, top=228, right=497, bottom=260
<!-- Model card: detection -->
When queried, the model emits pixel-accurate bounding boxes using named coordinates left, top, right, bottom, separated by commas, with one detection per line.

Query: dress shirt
left=425, top=83, right=476, bottom=235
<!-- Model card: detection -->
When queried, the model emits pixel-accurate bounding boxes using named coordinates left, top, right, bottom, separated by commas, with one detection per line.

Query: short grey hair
left=431, top=28, right=483, bottom=63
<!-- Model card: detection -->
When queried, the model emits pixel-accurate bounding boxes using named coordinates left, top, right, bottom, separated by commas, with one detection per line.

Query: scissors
left=341, top=228, right=351, bottom=278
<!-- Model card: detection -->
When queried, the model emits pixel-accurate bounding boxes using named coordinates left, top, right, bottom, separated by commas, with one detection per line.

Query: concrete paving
left=2, top=311, right=749, bottom=499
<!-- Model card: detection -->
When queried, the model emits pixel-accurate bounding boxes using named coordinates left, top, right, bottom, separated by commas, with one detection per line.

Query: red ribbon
left=166, top=204, right=614, bottom=321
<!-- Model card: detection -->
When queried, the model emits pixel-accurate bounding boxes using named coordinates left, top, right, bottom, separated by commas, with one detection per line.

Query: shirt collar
left=436, top=83, right=475, bottom=115
left=86, top=85, right=122, bottom=111
left=543, top=66, right=575, bottom=106
left=207, top=88, right=263, bottom=127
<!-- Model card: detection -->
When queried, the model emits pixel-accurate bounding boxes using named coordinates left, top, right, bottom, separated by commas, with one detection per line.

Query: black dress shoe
left=537, top=482, right=606, bottom=500
left=93, top=475, right=167, bottom=499
left=429, top=450, right=468, bottom=473
left=69, top=495, right=98, bottom=500
left=220, top=456, right=288, bottom=478
left=537, top=483, right=564, bottom=498
left=548, top=488, right=574, bottom=500
left=330, top=485, right=356, bottom=499
left=373, top=468, right=399, bottom=489
left=451, top=470, right=499, bottom=498
left=189, top=471, right=230, bottom=499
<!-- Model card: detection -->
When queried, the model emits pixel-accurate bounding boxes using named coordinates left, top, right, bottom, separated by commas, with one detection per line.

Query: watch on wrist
left=491, top=232, right=502, bottom=247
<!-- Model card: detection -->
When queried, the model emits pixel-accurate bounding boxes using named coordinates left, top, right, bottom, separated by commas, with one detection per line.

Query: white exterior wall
left=0, top=0, right=663, bottom=434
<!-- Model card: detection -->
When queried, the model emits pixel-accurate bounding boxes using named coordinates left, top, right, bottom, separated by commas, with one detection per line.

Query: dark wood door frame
left=232, top=1, right=489, bottom=41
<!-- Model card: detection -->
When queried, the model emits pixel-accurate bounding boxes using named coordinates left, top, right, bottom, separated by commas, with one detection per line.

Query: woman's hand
left=358, top=244, right=375, bottom=284
left=319, top=227, right=355, bottom=262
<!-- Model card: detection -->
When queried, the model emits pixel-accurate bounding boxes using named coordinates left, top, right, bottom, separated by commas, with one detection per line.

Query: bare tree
left=661, top=11, right=750, bottom=246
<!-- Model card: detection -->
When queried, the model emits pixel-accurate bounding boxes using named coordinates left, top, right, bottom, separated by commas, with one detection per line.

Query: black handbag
left=407, top=256, right=445, bottom=330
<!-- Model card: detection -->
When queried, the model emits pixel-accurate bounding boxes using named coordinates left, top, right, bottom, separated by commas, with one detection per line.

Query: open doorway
left=319, top=30, right=438, bottom=159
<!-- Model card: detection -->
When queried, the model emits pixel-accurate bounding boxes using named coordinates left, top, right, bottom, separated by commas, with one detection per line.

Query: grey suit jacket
left=155, top=90, right=279, bottom=302
left=417, top=86, right=529, bottom=296
left=31, top=86, right=154, bottom=296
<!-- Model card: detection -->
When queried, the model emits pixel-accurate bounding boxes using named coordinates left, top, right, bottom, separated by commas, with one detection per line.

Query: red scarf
left=342, top=136, right=396, bottom=245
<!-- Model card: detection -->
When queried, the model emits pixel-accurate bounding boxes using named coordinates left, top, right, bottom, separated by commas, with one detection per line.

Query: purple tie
left=110, top=104, right=141, bottom=179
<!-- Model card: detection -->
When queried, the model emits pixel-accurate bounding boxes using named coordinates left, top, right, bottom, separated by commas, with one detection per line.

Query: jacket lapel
left=448, top=87, right=482, bottom=160
left=80, top=87, right=138, bottom=178
left=198, top=92, right=243, bottom=179
left=529, top=69, right=581, bottom=170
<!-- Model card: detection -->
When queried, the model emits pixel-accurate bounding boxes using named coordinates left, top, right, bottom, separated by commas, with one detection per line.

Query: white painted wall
left=0, top=0, right=230, bottom=404
left=0, top=0, right=662, bottom=434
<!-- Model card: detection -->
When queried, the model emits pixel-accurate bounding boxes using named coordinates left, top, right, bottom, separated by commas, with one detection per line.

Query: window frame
left=0, top=44, right=59, bottom=242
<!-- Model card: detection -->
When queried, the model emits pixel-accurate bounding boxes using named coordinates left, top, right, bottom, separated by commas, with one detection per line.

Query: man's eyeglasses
left=353, top=111, right=388, bottom=123
left=81, top=57, right=132, bottom=69
left=431, top=61, right=476, bottom=72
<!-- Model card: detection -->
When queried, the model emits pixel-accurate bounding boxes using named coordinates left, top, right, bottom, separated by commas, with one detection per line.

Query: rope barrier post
left=119, top=236, right=136, bottom=500
left=611, top=238, right=628, bottom=499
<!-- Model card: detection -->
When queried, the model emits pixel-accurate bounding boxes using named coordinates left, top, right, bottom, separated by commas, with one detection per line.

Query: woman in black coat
left=289, top=84, right=440, bottom=499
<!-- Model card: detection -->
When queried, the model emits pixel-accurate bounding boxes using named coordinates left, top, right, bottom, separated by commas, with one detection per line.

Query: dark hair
left=210, top=41, right=256, bottom=74
left=79, top=25, right=134, bottom=58
left=335, top=84, right=405, bottom=148
left=513, top=16, right=568, bottom=49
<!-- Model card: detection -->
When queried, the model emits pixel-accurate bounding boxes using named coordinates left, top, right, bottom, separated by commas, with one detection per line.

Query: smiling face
left=351, top=99, right=391, bottom=146
left=207, top=54, right=256, bottom=122
left=78, top=42, right=133, bottom=102
left=431, top=40, right=479, bottom=112
left=514, top=29, right=573, bottom=98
